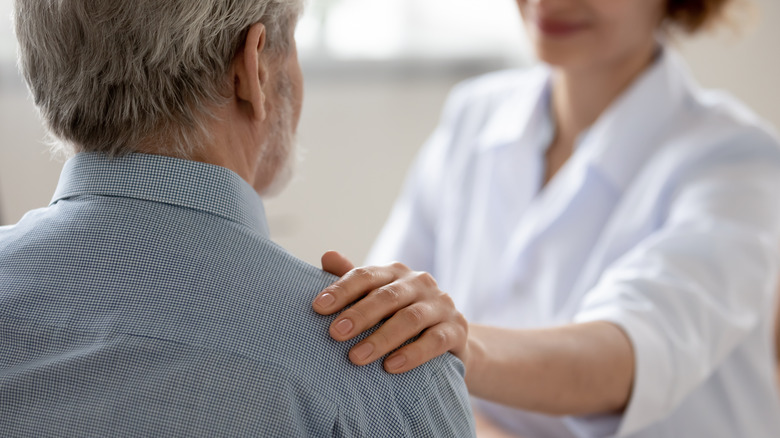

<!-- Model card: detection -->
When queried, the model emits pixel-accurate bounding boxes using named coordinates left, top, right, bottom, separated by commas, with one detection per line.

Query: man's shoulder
left=0, top=198, right=474, bottom=436
left=0, top=194, right=338, bottom=364
left=1, top=315, right=473, bottom=437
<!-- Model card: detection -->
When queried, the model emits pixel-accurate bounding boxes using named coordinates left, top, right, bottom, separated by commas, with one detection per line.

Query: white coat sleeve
left=574, top=135, right=780, bottom=436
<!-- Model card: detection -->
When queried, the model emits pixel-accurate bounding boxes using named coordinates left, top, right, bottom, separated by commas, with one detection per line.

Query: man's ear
left=233, top=22, right=269, bottom=121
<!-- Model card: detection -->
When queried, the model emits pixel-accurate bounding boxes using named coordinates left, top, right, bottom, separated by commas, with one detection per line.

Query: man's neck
left=185, top=102, right=278, bottom=196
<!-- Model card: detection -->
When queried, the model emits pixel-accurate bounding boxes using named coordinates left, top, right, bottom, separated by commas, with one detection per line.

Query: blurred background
left=1, top=0, right=778, bottom=266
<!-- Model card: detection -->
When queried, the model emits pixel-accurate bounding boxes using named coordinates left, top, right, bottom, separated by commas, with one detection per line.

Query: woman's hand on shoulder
left=313, top=251, right=469, bottom=374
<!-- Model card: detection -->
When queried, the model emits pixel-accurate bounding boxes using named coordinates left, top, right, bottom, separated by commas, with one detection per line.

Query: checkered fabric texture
left=0, top=153, right=475, bottom=437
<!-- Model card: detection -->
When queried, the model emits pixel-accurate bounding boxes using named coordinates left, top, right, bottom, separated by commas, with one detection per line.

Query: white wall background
left=1, top=0, right=779, bottom=268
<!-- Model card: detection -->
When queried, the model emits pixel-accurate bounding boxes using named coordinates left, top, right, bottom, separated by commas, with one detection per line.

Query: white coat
left=367, top=48, right=780, bottom=437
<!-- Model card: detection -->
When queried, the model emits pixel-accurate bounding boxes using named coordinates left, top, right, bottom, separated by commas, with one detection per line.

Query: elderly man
left=0, top=1, right=475, bottom=436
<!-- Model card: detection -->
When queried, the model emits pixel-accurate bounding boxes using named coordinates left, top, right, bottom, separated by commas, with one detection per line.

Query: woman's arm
left=316, top=252, right=634, bottom=416
left=466, top=323, right=634, bottom=415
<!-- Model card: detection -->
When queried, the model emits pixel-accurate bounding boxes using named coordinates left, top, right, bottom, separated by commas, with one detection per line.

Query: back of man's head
left=14, top=0, right=303, bottom=158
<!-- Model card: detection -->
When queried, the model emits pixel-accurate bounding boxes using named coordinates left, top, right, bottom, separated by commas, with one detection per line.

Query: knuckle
left=373, top=285, right=402, bottom=307
left=372, top=330, right=392, bottom=349
left=429, top=328, right=450, bottom=351
left=324, top=282, right=347, bottom=300
left=437, top=291, right=455, bottom=308
left=389, top=261, right=409, bottom=273
left=399, top=305, right=426, bottom=329
left=343, top=306, right=369, bottom=326
left=415, top=271, right=438, bottom=288
left=454, top=311, right=468, bottom=329
left=351, top=267, right=373, bottom=282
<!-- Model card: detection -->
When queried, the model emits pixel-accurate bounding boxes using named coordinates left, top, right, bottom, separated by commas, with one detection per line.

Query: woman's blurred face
left=517, top=0, right=666, bottom=70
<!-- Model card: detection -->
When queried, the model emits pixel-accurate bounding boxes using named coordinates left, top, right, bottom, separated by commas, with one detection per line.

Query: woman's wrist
left=462, top=325, right=489, bottom=390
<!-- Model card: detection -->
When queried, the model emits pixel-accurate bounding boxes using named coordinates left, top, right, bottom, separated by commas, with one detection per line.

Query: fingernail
left=315, top=293, right=336, bottom=308
left=352, top=343, right=374, bottom=361
left=334, top=318, right=353, bottom=336
left=386, top=355, right=407, bottom=371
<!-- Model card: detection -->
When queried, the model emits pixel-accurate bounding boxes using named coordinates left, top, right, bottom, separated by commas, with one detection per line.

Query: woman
left=313, top=0, right=780, bottom=436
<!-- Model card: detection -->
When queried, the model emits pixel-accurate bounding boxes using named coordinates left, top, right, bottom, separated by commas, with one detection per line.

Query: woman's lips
left=535, top=18, right=589, bottom=37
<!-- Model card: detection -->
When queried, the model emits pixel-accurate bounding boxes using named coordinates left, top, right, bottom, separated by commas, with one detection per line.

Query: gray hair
left=13, top=0, right=304, bottom=158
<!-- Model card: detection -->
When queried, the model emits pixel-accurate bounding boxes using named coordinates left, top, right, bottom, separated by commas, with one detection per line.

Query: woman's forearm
left=313, top=257, right=636, bottom=415
left=465, top=321, right=635, bottom=416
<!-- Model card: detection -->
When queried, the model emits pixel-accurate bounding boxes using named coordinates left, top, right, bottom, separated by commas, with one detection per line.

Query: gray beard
left=258, top=70, right=298, bottom=198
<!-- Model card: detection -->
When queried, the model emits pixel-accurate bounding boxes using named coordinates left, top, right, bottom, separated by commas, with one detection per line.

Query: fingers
left=312, top=260, right=470, bottom=374
left=313, top=262, right=408, bottom=316
left=320, top=251, right=354, bottom=277
left=382, top=322, right=467, bottom=374
left=345, top=293, right=467, bottom=372
left=329, top=278, right=418, bottom=341
left=326, top=268, right=438, bottom=341
left=347, top=300, right=438, bottom=365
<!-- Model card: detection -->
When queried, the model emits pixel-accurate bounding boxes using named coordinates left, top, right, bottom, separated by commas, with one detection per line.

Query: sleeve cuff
left=573, top=304, right=674, bottom=436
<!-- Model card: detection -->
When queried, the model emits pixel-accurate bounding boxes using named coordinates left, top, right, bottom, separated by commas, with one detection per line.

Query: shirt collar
left=476, top=46, right=697, bottom=193
left=51, top=153, right=271, bottom=237
left=575, top=47, right=695, bottom=191
left=477, top=66, right=552, bottom=151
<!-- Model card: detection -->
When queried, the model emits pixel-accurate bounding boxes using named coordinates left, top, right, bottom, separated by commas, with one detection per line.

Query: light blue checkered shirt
left=0, top=153, right=475, bottom=437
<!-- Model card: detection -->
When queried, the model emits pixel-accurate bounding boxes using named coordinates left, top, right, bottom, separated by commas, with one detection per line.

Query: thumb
left=321, top=250, right=355, bottom=277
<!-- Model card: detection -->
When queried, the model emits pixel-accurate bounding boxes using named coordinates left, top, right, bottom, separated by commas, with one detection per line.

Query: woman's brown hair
left=665, top=0, right=737, bottom=33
